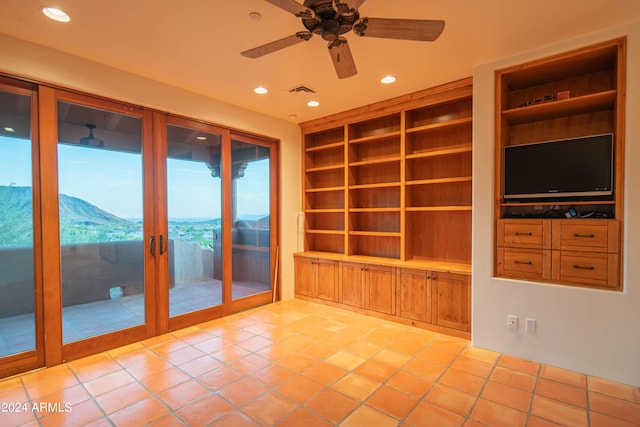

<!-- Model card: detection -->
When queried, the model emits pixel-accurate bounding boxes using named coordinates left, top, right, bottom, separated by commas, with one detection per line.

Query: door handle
left=149, top=236, right=156, bottom=256
left=160, top=235, right=167, bottom=255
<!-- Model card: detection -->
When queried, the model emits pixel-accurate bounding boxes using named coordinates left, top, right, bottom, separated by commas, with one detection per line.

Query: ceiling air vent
left=288, top=85, right=316, bottom=95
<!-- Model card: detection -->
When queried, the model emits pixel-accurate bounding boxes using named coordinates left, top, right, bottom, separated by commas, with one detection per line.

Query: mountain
left=0, top=186, right=35, bottom=247
left=58, top=193, right=131, bottom=227
left=0, top=185, right=133, bottom=246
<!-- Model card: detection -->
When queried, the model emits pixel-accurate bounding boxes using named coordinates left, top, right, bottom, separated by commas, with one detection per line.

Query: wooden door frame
left=0, top=78, right=44, bottom=378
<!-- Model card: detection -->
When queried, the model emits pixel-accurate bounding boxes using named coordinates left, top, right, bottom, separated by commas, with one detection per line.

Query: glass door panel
left=0, top=90, right=36, bottom=357
left=231, top=140, right=272, bottom=300
left=57, top=102, right=145, bottom=343
left=166, top=123, right=223, bottom=317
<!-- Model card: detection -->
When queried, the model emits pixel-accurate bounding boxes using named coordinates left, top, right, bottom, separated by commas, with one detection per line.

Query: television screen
left=503, top=134, right=613, bottom=200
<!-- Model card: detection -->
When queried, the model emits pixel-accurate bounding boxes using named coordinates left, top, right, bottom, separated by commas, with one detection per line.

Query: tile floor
left=1, top=299, right=638, bottom=426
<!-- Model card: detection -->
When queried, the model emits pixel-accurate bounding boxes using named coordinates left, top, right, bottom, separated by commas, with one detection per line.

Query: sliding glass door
left=165, top=119, right=225, bottom=319
left=0, top=81, right=42, bottom=375
left=56, top=101, right=147, bottom=343
left=231, top=137, right=275, bottom=304
left=0, top=79, right=279, bottom=377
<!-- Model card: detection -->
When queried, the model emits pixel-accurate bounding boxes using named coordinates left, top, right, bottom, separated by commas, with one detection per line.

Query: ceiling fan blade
left=328, top=39, right=357, bottom=79
left=241, top=32, right=313, bottom=58
left=354, top=17, right=445, bottom=41
left=264, top=0, right=314, bottom=18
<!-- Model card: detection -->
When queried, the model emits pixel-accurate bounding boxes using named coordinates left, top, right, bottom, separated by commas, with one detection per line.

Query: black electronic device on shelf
left=503, top=134, right=614, bottom=201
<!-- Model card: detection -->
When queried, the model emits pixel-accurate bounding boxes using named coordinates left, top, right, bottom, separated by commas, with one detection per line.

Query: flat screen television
left=503, top=134, right=613, bottom=200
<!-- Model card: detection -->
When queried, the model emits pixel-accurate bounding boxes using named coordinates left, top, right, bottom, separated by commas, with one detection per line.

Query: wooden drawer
left=497, top=219, right=550, bottom=249
left=552, top=220, right=619, bottom=253
left=496, top=247, right=551, bottom=280
left=552, top=251, right=619, bottom=288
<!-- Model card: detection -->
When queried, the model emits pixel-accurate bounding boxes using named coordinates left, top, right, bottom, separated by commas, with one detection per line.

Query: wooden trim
left=62, top=326, right=148, bottom=362
left=0, top=82, right=43, bottom=377
left=39, top=85, right=63, bottom=366
left=30, top=85, right=45, bottom=369
left=169, top=305, right=225, bottom=332
left=149, top=111, right=165, bottom=335
left=221, top=129, right=233, bottom=314
left=299, top=77, right=473, bottom=133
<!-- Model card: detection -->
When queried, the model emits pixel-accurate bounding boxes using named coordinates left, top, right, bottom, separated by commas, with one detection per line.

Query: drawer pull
left=573, top=233, right=595, bottom=238
left=573, top=264, right=595, bottom=270
left=515, top=232, right=533, bottom=236
left=514, top=260, right=532, bottom=265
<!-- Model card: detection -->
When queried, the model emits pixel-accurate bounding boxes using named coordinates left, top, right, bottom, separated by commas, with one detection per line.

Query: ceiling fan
left=241, top=0, right=445, bottom=79
left=79, top=124, right=104, bottom=147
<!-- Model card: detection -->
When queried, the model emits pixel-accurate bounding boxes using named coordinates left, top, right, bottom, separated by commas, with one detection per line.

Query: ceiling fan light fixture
left=254, top=86, right=269, bottom=94
left=42, top=7, right=71, bottom=23
left=381, top=75, right=397, bottom=84
left=307, top=100, right=320, bottom=107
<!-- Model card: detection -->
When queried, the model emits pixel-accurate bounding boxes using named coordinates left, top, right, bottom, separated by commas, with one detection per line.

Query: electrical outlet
left=507, top=315, right=518, bottom=329
left=526, top=318, right=537, bottom=333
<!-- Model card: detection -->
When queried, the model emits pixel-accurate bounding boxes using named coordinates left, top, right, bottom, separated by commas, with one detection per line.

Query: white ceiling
left=1, top=1, right=639, bottom=123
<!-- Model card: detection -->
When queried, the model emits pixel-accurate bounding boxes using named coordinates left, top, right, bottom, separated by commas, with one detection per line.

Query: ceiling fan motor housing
left=302, top=0, right=359, bottom=41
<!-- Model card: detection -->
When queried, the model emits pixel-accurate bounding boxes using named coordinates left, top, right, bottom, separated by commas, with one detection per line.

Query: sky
left=0, top=135, right=270, bottom=220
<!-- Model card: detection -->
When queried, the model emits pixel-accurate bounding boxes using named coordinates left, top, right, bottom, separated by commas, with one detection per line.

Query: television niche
left=503, top=134, right=613, bottom=201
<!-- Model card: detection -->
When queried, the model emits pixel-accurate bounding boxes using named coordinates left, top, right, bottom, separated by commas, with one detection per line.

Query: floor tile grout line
left=10, top=300, right=639, bottom=427
left=523, top=356, right=542, bottom=427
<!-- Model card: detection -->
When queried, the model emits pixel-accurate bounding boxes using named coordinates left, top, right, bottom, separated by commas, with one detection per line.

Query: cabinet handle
left=573, top=233, right=595, bottom=238
left=573, top=264, right=595, bottom=270
left=515, top=231, right=532, bottom=236
left=514, top=260, right=532, bottom=265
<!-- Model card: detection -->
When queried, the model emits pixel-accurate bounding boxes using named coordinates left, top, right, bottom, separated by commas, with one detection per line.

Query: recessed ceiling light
left=42, top=7, right=71, bottom=23
left=4, top=127, right=15, bottom=132
left=381, top=75, right=397, bottom=84
left=248, top=11, right=262, bottom=21
left=254, top=86, right=268, bottom=95
left=196, top=136, right=207, bottom=140
left=307, top=100, right=320, bottom=107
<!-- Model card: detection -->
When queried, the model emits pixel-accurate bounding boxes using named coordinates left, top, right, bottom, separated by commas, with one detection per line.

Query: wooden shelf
left=406, top=206, right=472, bottom=212
left=406, top=146, right=472, bottom=160
left=300, top=77, right=473, bottom=268
left=305, top=164, right=344, bottom=173
left=406, top=116, right=472, bottom=134
left=305, top=141, right=344, bottom=152
left=406, top=176, right=472, bottom=186
left=305, top=186, right=344, bottom=193
left=501, top=90, right=617, bottom=124
left=305, top=208, right=344, bottom=213
left=349, top=130, right=401, bottom=144
left=349, top=182, right=401, bottom=190
left=349, top=231, right=401, bottom=237
left=494, top=37, right=625, bottom=291
left=306, top=229, right=344, bottom=235
left=349, top=157, right=401, bottom=167
left=349, top=207, right=400, bottom=213
left=500, top=200, right=616, bottom=208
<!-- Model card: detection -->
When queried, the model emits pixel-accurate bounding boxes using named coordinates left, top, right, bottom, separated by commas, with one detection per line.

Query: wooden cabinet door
left=433, top=272, right=470, bottom=332
left=365, top=265, right=395, bottom=314
left=316, top=258, right=338, bottom=301
left=340, top=262, right=364, bottom=307
left=294, top=256, right=317, bottom=297
left=397, top=268, right=431, bottom=322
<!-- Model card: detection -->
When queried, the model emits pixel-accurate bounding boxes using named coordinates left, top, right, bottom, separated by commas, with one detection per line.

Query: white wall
left=472, top=21, right=640, bottom=387
left=0, top=33, right=301, bottom=301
